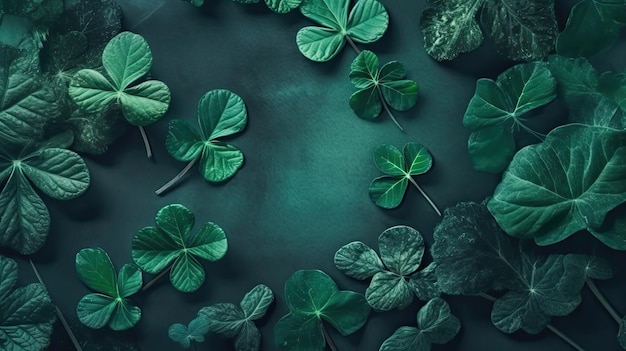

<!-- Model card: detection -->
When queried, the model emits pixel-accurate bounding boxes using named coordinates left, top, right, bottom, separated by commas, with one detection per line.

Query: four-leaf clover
left=335, top=225, right=439, bottom=311
left=274, top=270, right=371, bottom=351
left=75, top=247, right=143, bottom=331
left=369, top=142, right=441, bottom=215
left=131, top=204, right=228, bottom=293
left=156, top=89, right=248, bottom=195
left=349, top=50, right=418, bottom=130
left=296, top=0, right=389, bottom=62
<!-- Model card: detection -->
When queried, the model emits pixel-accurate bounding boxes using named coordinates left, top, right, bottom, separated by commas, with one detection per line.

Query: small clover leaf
left=197, top=284, right=274, bottom=351
left=232, top=0, right=302, bottom=13
left=131, top=204, right=228, bottom=293
left=0, top=255, right=57, bottom=351
left=379, top=298, right=461, bottom=351
left=369, top=142, right=441, bottom=215
left=349, top=50, right=418, bottom=131
left=335, top=225, right=439, bottom=311
left=296, top=0, right=389, bottom=62
left=463, top=61, right=557, bottom=173
left=68, top=31, right=171, bottom=158
left=0, top=136, right=90, bottom=255
left=168, top=317, right=210, bottom=349
left=274, top=270, right=371, bottom=351
left=157, top=89, right=247, bottom=195
left=75, top=247, right=142, bottom=331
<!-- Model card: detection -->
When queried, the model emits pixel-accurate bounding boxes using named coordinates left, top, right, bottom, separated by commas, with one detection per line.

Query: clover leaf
left=548, top=55, right=626, bottom=130
left=131, top=204, right=228, bottom=293
left=433, top=201, right=586, bottom=334
left=0, top=255, right=56, bottom=351
left=335, top=225, right=439, bottom=311
left=369, top=142, right=441, bottom=215
left=168, top=317, right=210, bottom=349
left=75, top=247, right=142, bottom=331
left=296, top=0, right=388, bottom=62
left=463, top=61, right=557, bottom=173
left=379, top=298, right=460, bottom=351
left=349, top=50, right=418, bottom=131
left=156, top=89, right=247, bottom=195
left=420, top=0, right=558, bottom=61
left=198, top=284, right=274, bottom=351
left=0, top=135, right=90, bottom=255
left=68, top=31, right=171, bottom=158
left=557, top=0, right=626, bottom=58
left=274, top=270, right=371, bottom=351
left=488, top=124, right=626, bottom=248
left=232, top=0, right=302, bottom=13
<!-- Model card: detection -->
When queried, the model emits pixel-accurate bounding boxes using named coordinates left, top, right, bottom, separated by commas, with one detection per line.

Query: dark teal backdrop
left=9, top=0, right=625, bottom=350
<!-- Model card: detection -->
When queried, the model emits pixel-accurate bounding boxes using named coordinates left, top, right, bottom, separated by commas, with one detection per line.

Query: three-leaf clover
left=156, top=89, right=247, bottom=195
left=463, top=61, right=557, bottom=173
left=168, top=316, right=210, bottom=349
left=75, top=247, right=143, bottom=331
left=334, top=225, right=439, bottom=311
left=68, top=31, right=171, bottom=158
left=379, top=298, right=461, bottom=351
left=369, top=142, right=441, bottom=215
left=0, top=134, right=90, bottom=255
left=198, top=284, right=274, bottom=351
left=488, top=124, right=626, bottom=248
left=349, top=50, right=418, bottom=131
left=131, top=204, right=228, bottom=293
left=0, top=255, right=56, bottom=351
left=274, top=270, right=371, bottom=351
left=296, top=0, right=389, bottom=62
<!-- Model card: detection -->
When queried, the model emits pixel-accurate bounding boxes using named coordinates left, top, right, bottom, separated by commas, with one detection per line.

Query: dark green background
left=6, top=0, right=626, bottom=350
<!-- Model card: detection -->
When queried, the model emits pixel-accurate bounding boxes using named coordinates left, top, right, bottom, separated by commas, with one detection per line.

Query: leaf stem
left=155, top=157, right=199, bottom=196
left=546, top=324, right=586, bottom=351
left=377, top=88, right=404, bottom=132
left=512, top=117, right=545, bottom=141
left=321, top=323, right=338, bottom=351
left=407, top=176, right=441, bottom=216
left=138, top=126, right=153, bottom=158
left=478, top=292, right=586, bottom=351
left=30, top=260, right=83, bottom=351
left=141, top=266, right=172, bottom=292
left=345, top=35, right=361, bottom=55
left=586, top=279, right=622, bottom=324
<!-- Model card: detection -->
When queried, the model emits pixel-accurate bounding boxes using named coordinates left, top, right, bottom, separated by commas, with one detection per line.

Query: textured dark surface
left=6, top=0, right=626, bottom=350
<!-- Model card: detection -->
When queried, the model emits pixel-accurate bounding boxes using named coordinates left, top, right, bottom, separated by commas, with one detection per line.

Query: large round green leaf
left=488, top=124, right=626, bottom=246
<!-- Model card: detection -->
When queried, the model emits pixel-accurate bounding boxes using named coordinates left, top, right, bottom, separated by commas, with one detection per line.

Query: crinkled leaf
left=365, top=271, right=413, bottom=311
left=463, top=62, right=557, bottom=131
left=480, top=0, right=557, bottom=61
left=432, top=201, right=519, bottom=295
left=296, top=0, right=388, bottom=62
left=419, top=0, right=484, bottom=61
left=240, top=284, right=274, bottom=320
left=409, top=263, right=440, bottom=301
left=199, top=304, right=245, bottom=338
left=0, top=255, right=56, bottom=351
left=334, top=241, right=384, bottom=280
left=69, top=107, right=127, bottom=155
left=556, top=0, right=626, bottom=58
left=131, top=204, right=228, bottom=292
left=468, top=125, right=516, bottom=173
left=488, top=124, right=626, bottom=246
left=378, top=225, right=424, bottom=276
left=491, top=254, right=583, bottom=334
